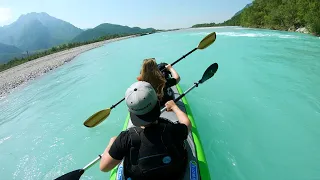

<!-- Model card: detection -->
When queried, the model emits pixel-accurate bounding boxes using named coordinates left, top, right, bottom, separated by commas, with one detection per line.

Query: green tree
left=239, top=0, right=319, bottom=35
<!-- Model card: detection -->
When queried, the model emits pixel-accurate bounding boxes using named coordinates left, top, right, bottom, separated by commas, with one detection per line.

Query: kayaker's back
left=110, top=85, right=202, bottom=180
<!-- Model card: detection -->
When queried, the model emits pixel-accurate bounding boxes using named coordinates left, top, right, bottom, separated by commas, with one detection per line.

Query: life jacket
left=123, top=118, right=187, bottom=180
left=157, top=62, right=175, bottom=105
left=160, top=87, right=175, bottom=106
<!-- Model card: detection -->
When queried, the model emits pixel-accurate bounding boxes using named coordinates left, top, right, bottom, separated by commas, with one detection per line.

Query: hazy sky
left=0, top=0, right=252, bottom=29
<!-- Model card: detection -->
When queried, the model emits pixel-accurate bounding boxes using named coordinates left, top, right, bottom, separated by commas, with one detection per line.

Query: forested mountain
left=192, top=0, right=320, bottom=36
left=72, top=23, right=156, bottom=42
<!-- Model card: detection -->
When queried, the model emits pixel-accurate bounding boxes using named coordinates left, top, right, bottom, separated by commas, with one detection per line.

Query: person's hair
left=140, top=58, right=166, bottom=100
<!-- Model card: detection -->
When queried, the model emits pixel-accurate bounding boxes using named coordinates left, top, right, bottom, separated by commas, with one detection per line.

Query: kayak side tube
left=176, top=84, right=211, bottom=180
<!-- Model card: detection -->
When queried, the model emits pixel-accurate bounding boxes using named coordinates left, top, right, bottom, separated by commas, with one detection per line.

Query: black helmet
left=157, top=62, right=168, bottom=71
left=157, top=62, right=171, bottom=78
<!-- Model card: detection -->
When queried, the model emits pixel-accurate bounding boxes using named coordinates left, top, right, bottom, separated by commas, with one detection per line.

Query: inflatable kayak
left=110, top=84, right=211, bottom=180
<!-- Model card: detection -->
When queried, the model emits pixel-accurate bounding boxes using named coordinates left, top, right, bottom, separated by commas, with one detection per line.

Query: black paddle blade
left=54, top=169, right=84, bottom=180
left=199, top=63, right=218, bottom=83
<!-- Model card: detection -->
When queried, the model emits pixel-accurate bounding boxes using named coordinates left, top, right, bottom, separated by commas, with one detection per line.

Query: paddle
left=55, top=63, right=218, bottom=180
left=84, top=32, right=217, bottom=128
left=161, top=62, right=218, bottom=111
left=54, top=156, right=101, bottom=180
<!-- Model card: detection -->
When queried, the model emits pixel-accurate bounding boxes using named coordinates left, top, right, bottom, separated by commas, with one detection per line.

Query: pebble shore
left=0, top=36, right=136, bottom=98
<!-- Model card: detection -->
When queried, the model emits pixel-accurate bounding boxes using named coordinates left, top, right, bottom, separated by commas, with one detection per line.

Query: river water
left=1, top=27, right=320, bottom=180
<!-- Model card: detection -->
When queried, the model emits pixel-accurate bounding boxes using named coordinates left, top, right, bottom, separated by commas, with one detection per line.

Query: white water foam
left=217, top=32, right=299, bottom=39
left=189, top=27, right=229, bottom=30
left=189, top=31, right=299, bottom=39
left=0, top=135, right=11, bottom=144
left=233, top=27, right=255, bottom=30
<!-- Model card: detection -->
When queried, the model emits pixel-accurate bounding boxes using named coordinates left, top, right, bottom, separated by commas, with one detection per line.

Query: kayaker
left=99, top=81, right=191, bottom=180
left=157, top=62, right=181, bottom=105
left=137, top=58, right=181, bottom=106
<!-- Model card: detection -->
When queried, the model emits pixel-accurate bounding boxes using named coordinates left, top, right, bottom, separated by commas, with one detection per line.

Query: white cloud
left=0, top=7, right=13, bottom=26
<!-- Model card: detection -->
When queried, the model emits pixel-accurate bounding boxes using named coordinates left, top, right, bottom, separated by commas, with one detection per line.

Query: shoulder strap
left=128, top=127, right=143, bottom=165
left=129, top=127, right=142, bottom=147
left=158, top=118, right=185, bottom=159
left=158, top=117, right=175, bottom=125
left=157, top=119, right=175, bottom=147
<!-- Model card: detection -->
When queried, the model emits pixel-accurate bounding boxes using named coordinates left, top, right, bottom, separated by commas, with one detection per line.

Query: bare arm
left=165, top=100, right=191, bottom=131
left=166, top=64, right=180, bottom=83
left=100, top=136, right=122, bottom=172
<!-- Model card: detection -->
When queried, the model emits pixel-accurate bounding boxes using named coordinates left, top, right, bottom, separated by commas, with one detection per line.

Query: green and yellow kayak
left=110, top=84, right=211, bottom=180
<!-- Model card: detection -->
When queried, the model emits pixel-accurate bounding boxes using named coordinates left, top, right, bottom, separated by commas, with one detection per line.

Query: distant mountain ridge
left=72, top=23, right=156, bottom=42
left=0, top=12, right=83, bottom=51
left=0, top=12, right=157, bottom=65
left=0, top=43, right=22, bottom=54
left=0, top=43, right=23, bottom=64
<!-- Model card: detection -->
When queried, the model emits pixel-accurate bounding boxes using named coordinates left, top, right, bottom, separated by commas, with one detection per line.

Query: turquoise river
left=0, top=27, right=320, bottom=180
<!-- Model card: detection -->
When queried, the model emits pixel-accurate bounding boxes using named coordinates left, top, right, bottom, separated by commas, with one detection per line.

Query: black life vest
left=157, top=62, right=175, bottom=105
left=123, top=118, right=187, bottom=180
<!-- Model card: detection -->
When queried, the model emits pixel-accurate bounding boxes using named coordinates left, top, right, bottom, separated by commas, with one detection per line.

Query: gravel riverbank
left=0, top=36, right=136, bottom=99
